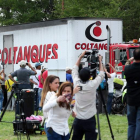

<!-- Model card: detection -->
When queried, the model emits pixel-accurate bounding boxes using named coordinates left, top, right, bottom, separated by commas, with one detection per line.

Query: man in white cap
left=66, top=67, right=73, bottom=83
left=8, top=60, right=37, bottom=115
left=9, top=60, right=37, bottom=87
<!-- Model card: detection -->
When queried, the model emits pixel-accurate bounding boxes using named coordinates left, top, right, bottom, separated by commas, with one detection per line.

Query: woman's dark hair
left=57, top=82, right=73, bottom=110
left=40, top=75, right=59, bottom=107
left=105, top=64, right=110, bottom=73
left=133, top=48, right=140, bottom=60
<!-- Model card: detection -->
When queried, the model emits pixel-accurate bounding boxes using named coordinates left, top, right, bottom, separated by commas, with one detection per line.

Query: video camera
left=83, top=49, right=99, bottom=77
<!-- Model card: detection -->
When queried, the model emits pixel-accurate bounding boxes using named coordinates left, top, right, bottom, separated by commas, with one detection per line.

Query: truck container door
left=3, top=35, right=14, bottom=79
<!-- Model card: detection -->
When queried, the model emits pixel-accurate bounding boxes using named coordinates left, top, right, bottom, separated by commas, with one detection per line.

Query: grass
left=0, top=111, right=128, bottom=140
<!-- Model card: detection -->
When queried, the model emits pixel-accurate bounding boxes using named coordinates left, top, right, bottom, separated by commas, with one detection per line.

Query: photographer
left=9, top=60, right=37, bottom=89
left=72, top=51, right=104, bottom=140
left=124, top=48, right=140, bottom=140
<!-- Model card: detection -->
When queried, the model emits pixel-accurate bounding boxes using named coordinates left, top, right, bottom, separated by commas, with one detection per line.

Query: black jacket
left=124, top=62, right=140, bottom=106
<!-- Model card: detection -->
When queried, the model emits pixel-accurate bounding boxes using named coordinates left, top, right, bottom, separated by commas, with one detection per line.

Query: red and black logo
left=85, top=21, right=107, bottom=42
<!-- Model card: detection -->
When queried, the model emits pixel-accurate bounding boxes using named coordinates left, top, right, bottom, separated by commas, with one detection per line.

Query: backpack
left=100, top=79, right=107, bottom=90
left=97, top=79, right=107, bottom=90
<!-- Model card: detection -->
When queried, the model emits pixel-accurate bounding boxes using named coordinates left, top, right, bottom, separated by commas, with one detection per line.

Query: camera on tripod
left=83, top=49, right=99, bottom=77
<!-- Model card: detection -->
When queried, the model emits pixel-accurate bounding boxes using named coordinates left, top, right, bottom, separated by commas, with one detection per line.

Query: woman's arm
left=125, top=57, right=134, bottom=66
left=43, top=95, right=66, bottom=112
left=108, top=63, right=116, bottom=73
left=43, top=95, right=58, bottom=112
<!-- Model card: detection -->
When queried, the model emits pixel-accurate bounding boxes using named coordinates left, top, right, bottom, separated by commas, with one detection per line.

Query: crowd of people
left=0, top=48, right=140, bottom=140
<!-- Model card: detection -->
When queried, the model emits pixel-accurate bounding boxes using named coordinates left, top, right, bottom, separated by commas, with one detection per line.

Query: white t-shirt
left=72, top=65, right=105, bottom=120
left=30, top=69, right=41, bottom=88
left=43, top=94, right=71, bottom=136
left=107, top=72, right=116, bottom=93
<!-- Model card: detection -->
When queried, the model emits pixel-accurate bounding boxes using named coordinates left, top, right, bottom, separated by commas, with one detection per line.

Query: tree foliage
left=0, top=0, right=140, bottom=41
left=53, top=0, right=140, bottom=41
left=0, top=0, right=53, bottom=25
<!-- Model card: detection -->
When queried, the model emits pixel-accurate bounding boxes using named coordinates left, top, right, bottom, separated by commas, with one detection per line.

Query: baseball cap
left=35, top=63, right=42, bottom=67
left=65, top=67, right=72, bottom=71
left=79, top=67, right=90, bottom=82
left=20, top=60, right=27, bottom=66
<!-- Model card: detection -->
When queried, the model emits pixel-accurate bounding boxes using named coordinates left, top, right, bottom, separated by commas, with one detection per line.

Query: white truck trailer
left=0, top=18, right=122, bottom=81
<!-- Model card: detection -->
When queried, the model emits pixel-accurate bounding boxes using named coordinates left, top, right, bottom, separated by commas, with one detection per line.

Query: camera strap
left=35, top=76, right=39, bottom=82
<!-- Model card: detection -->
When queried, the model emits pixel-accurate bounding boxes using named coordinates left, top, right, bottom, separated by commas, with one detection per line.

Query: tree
left=53, top=0, right=140, bottom=41
left=106, top=0, right=140, bottom=41
left=0, top=0, right=140, bottom=41
left=52, top=0, right=110, bottom=19
left=0, top=0, right=54, bottom=25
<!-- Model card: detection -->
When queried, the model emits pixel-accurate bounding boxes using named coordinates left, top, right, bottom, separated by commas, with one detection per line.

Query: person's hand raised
left=57, top=95, right=66, bottom=103
left=98, top=55, right=103, bottom=62
left=80, top=51, right=86, bottom=58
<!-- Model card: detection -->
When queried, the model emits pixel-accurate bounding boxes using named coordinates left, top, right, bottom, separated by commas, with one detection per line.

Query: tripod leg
left=0, top=90, right=14, bottom=122
left=99, top=86, right=115, bottom=140
left=69, top=123, right=74, bottom=139
left=96, top=103, right=101, bottom=140
left=20, top=99, right=30, bottom=140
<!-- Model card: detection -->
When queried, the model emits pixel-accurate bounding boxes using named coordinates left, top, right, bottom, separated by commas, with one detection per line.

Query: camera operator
left=72, top=51, right=104, bottom=140
left=124, top=48, right=140, bottom=140
left=9, top=60, right=37, bottom=89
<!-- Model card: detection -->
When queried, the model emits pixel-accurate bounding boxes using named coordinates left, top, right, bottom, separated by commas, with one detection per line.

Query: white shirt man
left=30, top=63, right=42, bottom=111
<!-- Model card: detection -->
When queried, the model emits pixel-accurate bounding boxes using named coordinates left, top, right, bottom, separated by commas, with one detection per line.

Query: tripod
left=97, top=86, right=114, bottom=140
left=0, top=84, right=30, bottom=140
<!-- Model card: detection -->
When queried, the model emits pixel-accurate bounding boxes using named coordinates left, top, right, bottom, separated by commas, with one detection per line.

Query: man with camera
left=124, top=48, right=140, bottom=140
left=72, top=51, right=104, bottom=140
left=9, top=60, right=37, bottom=89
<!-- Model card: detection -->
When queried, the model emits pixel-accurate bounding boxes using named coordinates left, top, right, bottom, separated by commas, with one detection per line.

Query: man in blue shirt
left=66, top=67, right=73, bottom=83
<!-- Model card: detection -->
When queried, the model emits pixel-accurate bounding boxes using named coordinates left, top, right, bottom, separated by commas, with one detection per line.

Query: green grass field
left=0, top=111, right=128, bottom=140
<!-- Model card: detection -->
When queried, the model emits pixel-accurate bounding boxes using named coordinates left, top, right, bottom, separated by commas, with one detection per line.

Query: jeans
left=44, top=122, right=48, bottom=137
left=107, top=92, right=114, bottom=114
left=127, top=105, right=140, bottom=140
left=0, top=89, right=4, bottom=111
left=38, top=88, right=42, bottom=110
left=98, top=90, right=108, bottom=113
left=46, top=127, right=69, bottom=140
left=72, top=116, right=97, bottom=140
